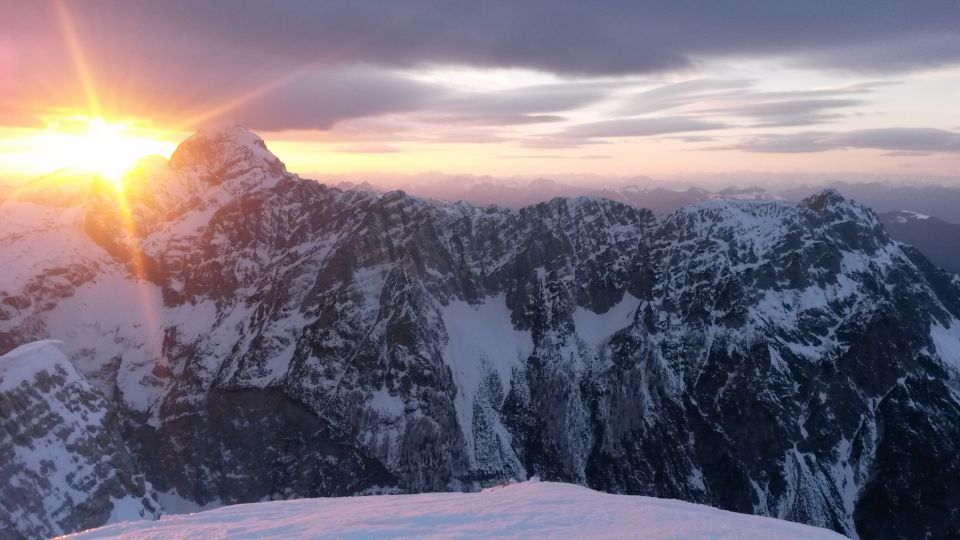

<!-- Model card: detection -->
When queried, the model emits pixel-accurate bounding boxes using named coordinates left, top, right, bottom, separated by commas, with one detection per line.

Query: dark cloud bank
left=12, top=0, right=955, bottom=75
left=1, top=0, right=958, bottom=150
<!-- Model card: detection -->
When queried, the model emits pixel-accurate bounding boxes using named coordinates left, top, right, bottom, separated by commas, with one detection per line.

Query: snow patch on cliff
left=931, top=320, right=960, bottom=372
left=573, top=292, right=641, bottom=348
left=440, top=294, right=533, bottom=460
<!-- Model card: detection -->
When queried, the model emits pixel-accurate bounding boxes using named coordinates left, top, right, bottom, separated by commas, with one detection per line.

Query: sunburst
left=29, top=116, right=176, bottom=186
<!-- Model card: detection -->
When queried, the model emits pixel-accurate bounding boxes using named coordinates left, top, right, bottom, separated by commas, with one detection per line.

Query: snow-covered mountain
left=328, top=176, right=960, bottom=275
left=66, top=480, right=845, bottom=540
left=0, top=341, right=159, bottom=538
left=778, top=182, right=960, bottom=225
left=2, top=127, right=960, bottom=539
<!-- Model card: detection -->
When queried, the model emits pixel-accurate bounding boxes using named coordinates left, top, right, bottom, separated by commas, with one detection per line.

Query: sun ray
left=171, top=34, right=379, bottom=131
left=52, top=0, right=101, bottom=117
left=171, top=2, right=431, bottom=130
left=48, top=0, right=168, bottom=376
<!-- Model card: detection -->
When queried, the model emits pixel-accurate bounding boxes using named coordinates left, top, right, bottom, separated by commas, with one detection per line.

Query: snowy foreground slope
left=67, top=481, right=844, bottom=540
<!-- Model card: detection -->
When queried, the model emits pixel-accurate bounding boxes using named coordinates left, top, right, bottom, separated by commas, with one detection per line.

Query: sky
left=1, top=0, right=959, bottom=181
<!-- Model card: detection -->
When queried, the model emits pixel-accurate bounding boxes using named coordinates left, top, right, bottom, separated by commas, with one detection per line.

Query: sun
left=5, top=116, right=179, bottom=187
left=68, top=119, right=150, bottom=182
left=53, top=117, right=178, bottom=185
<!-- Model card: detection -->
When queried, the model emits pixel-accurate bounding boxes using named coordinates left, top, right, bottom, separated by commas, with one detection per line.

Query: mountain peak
left=169, top=125, right=286, bottom=180
left=0, top=340, right=71, bottom=392
left=801, top=189, right=847, bottom=212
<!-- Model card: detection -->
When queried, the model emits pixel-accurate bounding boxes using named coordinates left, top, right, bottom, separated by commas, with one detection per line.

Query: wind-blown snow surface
left=67, top=481, right=844, bottom=540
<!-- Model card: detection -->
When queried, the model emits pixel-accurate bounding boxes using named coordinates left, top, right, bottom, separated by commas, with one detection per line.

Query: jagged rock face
left=0, top=342, right=159, bottom=539
left=2, top=128, right=960, bottom=539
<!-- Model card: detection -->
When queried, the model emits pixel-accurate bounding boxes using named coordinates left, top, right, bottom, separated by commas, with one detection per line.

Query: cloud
left=670, top=135, right=719, bottom=143
left=840, top=128, right=960, bottom=152
left=621, top=80, right=888, bottom=117
left=421, top=114, right=567, bottom=126
left=54, top=1, right=960, bottom=75
left=619, top=79, right=756, bottom=115
left=729, top=98, right=864, bottom=127
left=267, top=79, right=621, bottom=136
left=520, top=116, right=729, bottom=149
left=420, top=81, right=620, bottom=126
left=731, top=128, right=960, bottom=153
left=1, top=1, right=957, bottom=139
left=563, top=117, right=730, bottom=139
left=616, top=79, right=881, bottom=128
left=727, top=132, right=833, bottom=153
left=2, top=2, right=958, bottom=124
left=881, top=150, right=934, bottom=157
left=437, top=82, right=617, bottom=115
left=219, top=69, right=439, bottom=131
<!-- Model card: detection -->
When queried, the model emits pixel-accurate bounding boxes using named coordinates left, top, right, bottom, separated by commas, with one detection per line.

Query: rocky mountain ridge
left=1, top=127, right=959, bottom=539
left=0, top=341, right=159, bottom=539
left=330, top=175, right=960, bottom=276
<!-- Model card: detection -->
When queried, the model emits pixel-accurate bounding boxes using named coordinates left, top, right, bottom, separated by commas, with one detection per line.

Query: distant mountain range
left=878, top=211, right=960, bottom=273
left=332, top=177, right=782, bottom=215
